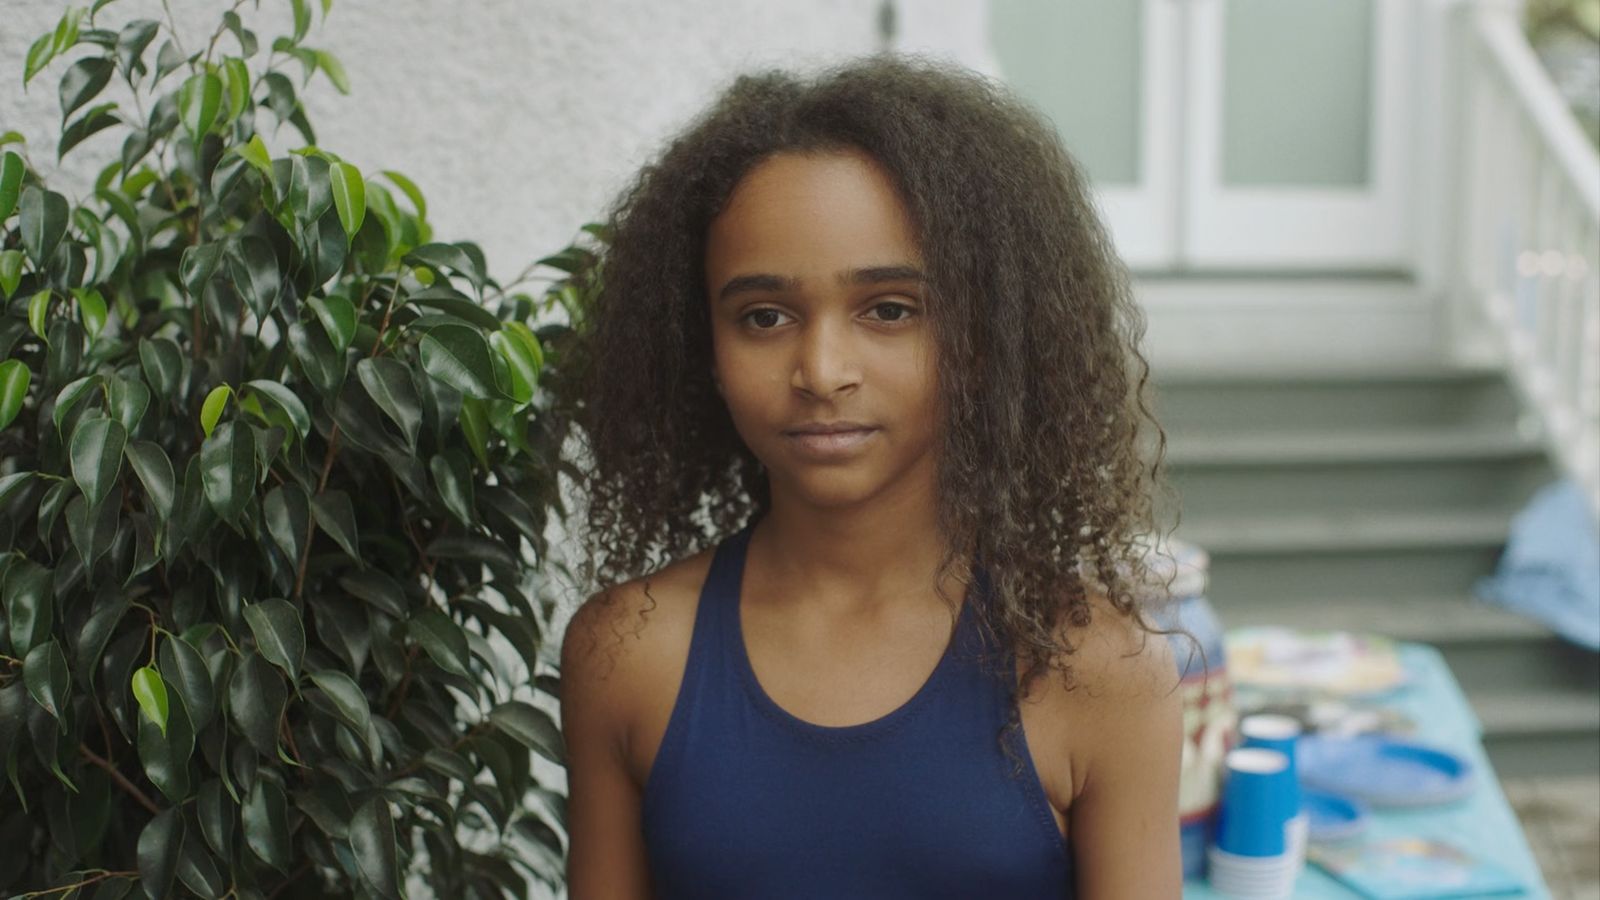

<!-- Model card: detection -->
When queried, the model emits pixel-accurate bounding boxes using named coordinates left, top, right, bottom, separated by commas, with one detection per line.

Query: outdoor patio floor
left=1504, top=774, right=1600, bottom=900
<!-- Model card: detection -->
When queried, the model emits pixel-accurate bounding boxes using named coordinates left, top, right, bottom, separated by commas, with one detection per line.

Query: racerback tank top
left=641, top=520, right=1076, bottom=898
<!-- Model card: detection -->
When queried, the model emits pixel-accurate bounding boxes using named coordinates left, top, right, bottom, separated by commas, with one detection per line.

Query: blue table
left=1183, top=642, right=1552, bottom=898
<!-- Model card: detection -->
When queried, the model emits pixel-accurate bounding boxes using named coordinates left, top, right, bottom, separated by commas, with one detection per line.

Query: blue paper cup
left=1215, top=747, right=1295, bottom=858
left=1240, top=714, right=1303, bottom=815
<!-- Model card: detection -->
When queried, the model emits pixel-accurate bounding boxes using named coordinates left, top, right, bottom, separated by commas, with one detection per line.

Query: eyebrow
left=715, top=264, right=926, bottom=305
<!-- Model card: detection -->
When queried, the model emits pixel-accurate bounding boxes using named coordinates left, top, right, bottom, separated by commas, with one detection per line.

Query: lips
left=783, top=421, right=877, bottom=436
left=782, top=424, right=880, bottom=460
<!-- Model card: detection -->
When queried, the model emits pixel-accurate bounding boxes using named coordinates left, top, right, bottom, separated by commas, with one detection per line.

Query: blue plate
left=1297, top=734, right=1475, bottom=808
left=1301, top=788, right=1368, bottom=842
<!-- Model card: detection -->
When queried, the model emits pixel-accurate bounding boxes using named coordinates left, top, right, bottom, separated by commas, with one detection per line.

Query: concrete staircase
left=1150, top=364, right=1600, bottom=777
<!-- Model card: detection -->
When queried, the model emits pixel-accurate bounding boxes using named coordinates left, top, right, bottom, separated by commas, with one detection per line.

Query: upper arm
left=1066, top=612, right=1185, bottom=899
left=559, top=589, right=655, bottom=900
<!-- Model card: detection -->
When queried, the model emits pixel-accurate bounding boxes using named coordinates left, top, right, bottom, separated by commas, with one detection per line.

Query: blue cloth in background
left=1473, top=477, right=1600, bottom=651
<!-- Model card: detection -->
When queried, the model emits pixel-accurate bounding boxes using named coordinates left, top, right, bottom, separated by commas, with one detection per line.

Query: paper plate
left=1301, top=788, right=1369, bottom=842
left=1298, top=735, right=1475, bottom=808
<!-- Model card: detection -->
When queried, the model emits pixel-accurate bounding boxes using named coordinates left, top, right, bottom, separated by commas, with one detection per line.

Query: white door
left=1182, top=0, right=1417, bottom=269
left=895, top=0, right=1418, bottom=273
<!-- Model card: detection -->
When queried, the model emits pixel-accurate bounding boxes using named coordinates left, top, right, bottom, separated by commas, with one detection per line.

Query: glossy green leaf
left=138, top=337, right=182, bottom=399
left=228, top=652, right=285, bottom=757
left=131, top=664, right=169, bottom=736
left=379, top=169, right=426, bottom=220
left=489, top=330, right=535, bottom=406
left=137, top=673, right=193, bottom=802
left=179, top=241, right=224, bottom=299
left=350, top=796, right=400, bottom=898
left=263, top=482, right=309, bottom=568
left=125, top=440, right=175, bottom=520
left=160, top=634, right=215, bottom=732
left=72, top=287, right=107, bottom=339
left=0, top=471, right=33, bottom=508
left=489, top=700, right=567, bottom=765
left=70, top=416, right=127, bottom=508
left=419, top=322, right=501, bottom=400
left=243, top=778, right=291, bottom=871
left=28, top=290, right=50, bottom=340
left=106, top=374, right=150, bottom=433
left=429, top=451, right=474, bottom=527
left=73, top=597, right=127, bottom=692
left=0, top=360, right=28, bottom=432
left=244, top=599, right=304, bottom=681
left=307, top=293, right=356, bottom=353
left=23, top=640, right=70, bottom=721
left=58, top=102, right=118, bottom=160
left=355, top=357, right=421, bottom=448
left=408, top=609, right=470, bottom=678
left=200, top=384, right=231, bottom=438
left=197, top=779, right=234, bottom=859
left=405, top=242, right=483, bottom=295
left=19, top=186, right=68, bottom=269
left=177, top=71, right=223, bottom=140
left=243, top=380, right=309, bottom=440
left=3, top=559, right=53, bottom=656
left=65, top=490, right=119, bottom=573
left=0, top=150, right=23, bottom=221
left=236, top=134, right=274, bottom=188
left=24, top=33, right=54, bottom=86
left=337, top=570, right=406, bottom=619
left=229, top=234, right=280, bottom=319
left=311, top=490, right=359, bottom=560
left=289, top=319, right=344, bottom=397
left=136, top=807, right=184, bottom=900
left=176, top=831, right=225, bottom=899
left=59, top=56, right=114, bottom=120
left=199, top=421, right=254, bottom=523
left=53, top=374, right=102, bottom=434
left=458, top=395, right=490, bottom=470
left=222, top=56, right=249, bottom=124
left=308, top=669, right=371, bottom=744
left=0, top=249, right=23, bottom=297
left=330, top=160, right=364, bottom=238
left=114, top=19, right=159, bottom=79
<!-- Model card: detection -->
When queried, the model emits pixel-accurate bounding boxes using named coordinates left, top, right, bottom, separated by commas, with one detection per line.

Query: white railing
left=1449, top=0, right=1600, bottom=523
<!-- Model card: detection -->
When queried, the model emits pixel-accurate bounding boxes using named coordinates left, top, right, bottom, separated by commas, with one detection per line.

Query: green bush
left=0, top=2, right=595, bottom=897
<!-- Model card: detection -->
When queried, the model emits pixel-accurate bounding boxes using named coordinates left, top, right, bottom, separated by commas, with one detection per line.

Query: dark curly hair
left=559, top=52, right=1194, bottom=777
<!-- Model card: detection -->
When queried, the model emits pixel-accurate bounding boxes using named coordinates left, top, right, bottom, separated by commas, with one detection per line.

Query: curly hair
left=559, top=52, right=1193, bottom=777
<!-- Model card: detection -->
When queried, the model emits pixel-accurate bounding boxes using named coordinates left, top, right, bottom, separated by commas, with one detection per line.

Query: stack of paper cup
left=1238, top=714, right=1309, bottom=875
left=1207, top=747, right=1301, bottom=899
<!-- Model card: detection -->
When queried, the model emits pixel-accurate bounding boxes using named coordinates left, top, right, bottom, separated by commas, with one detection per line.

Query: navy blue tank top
left=641, top=521, right=1076, bottom=898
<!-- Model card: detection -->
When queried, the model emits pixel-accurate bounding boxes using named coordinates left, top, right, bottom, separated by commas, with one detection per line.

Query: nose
left=791, top=315, right=861, bottom=399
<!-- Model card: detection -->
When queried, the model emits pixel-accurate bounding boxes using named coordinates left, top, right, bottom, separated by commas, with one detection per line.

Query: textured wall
left=0, top=0, right=884, bottom=281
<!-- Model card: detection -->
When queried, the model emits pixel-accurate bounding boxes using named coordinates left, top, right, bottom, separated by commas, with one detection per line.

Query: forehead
left=705, top=149, right=923, bottom=278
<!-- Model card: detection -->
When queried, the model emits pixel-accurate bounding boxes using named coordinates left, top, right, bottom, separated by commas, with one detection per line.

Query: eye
left=867, top=301, right=917, bottom=323
left=740, top=308, right=792, bottom=330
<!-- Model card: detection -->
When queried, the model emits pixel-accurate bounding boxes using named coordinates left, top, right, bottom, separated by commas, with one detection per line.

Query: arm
left=560, top=591, right=655, bottom=899
left=1067, top=613, right=1185, bottom=899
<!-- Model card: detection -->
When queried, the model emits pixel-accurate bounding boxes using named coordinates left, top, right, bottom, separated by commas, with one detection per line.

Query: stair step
left=1165, top=428, right=1546, bottom=466
left=1473, top=688, right=1600, bottom=737
left=1183, top=511, right=1509, bottom=555
left=1150, top=367, right=1523, bottom=434
left=1218, top=594, right=1551, bottom=644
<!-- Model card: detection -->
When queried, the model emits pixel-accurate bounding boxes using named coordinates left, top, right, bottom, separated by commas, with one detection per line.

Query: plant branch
left=293, top=423, right=342, bottom=600
left=78, top=746, right=161, bottom=815
left=15, top=869, right=139, bottom=899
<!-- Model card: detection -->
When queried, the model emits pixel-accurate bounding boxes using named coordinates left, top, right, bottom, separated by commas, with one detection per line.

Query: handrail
left=1451, top=2, right=1600, bottom=524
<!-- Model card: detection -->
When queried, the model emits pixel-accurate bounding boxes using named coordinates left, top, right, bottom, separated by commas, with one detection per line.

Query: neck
left=749, top=473, right=971, bottom=620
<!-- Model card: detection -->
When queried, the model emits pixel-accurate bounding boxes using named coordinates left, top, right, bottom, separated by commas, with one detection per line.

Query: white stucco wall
left=3, top=4, right=884, bottom=896
left=1, top=0, right=885, bottom=281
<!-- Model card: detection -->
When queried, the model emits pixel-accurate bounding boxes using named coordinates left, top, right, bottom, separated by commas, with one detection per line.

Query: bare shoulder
left=1064, top=591, right=1182, bottom=704
left=559, top=546, right=718, bottom=757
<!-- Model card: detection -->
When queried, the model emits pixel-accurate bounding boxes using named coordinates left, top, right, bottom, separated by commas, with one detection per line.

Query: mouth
left=782, top=424, right=880, bottom=459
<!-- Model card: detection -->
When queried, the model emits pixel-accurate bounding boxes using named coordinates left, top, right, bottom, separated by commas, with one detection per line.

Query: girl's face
left=705, top=148, right=940, bottom=512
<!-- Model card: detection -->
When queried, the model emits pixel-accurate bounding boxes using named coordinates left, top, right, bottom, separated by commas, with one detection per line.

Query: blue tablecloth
left=1184, top=642, right=1552, bottom=898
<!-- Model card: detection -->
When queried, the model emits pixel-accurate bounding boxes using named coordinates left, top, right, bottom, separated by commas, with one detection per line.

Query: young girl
left=557, top=53, right=1187, bottom=899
